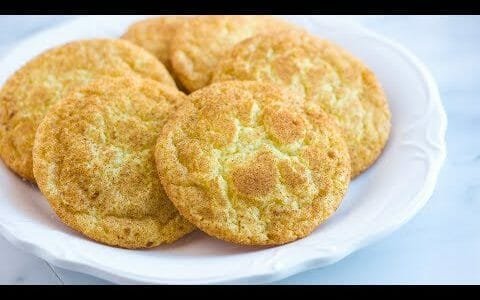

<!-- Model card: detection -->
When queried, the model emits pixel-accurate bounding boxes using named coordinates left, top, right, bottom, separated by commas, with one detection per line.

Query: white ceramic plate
left=0, top=16, right=446, bottom=284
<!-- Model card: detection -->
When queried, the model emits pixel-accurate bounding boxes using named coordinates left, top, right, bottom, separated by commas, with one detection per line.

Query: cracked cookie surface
left=212, top=31, right=391, bottom=177
left=122, top=16, right=187, bottom=89
left=170, top=15, right=298, bottom=92
left=0, top=39, right=176, bottom=181
left=33, top=77, right=194, bottom=249
left=155, top=81, right=351, bottom=245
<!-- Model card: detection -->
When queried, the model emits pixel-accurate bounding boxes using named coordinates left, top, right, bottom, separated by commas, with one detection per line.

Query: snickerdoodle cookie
left=155, top=81, right=350, bottom=245
left=33, top=77, right=194, bottom=248
left=122, top=16, right=187, bottom=88
left=212, top=31, right=391, bottom=177
left=0, top=39, right=176, bottom=181
left=170, top=15, right=298, bottom=92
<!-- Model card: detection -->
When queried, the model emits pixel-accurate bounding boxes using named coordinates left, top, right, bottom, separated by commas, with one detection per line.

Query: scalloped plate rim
left=0, top=16, right=447, bottom=284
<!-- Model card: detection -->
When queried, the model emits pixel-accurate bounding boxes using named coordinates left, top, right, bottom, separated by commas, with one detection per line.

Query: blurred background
left=0, top=15, right=478, bottom=284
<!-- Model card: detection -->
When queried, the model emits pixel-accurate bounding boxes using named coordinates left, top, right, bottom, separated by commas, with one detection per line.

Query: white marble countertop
left=0, top=15, right=478, bottom=284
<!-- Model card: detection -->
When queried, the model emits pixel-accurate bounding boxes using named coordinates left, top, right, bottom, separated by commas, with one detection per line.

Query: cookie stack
left=0, top=16, right=391, bottom=248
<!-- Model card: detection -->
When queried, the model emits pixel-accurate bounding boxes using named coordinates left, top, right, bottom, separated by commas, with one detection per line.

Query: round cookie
left=33, top=77, right=195, bottom=249
left=170, top=15, right=298, bottom=92
left=122, top=16, right=187, bottom=89
left=0, top=39, right=176, bottom=182
left=155, top=81, right=351, bottom=245
left=212, top=31, right=391, bottom=177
